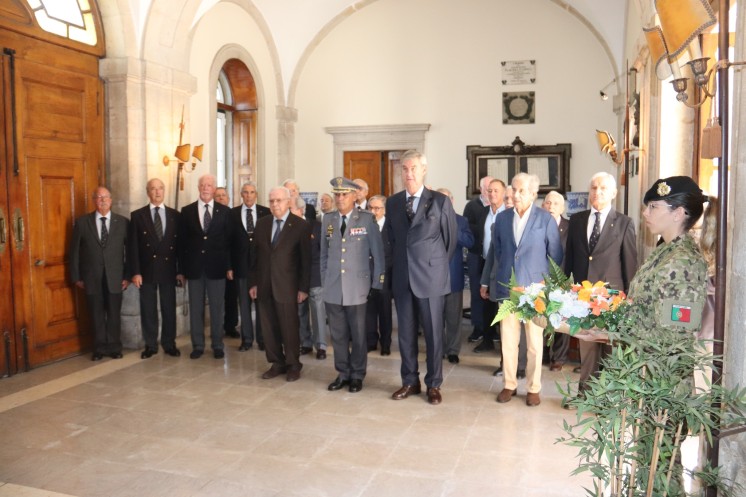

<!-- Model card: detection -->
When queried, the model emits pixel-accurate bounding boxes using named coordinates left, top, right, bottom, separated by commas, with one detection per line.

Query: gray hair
left=590, top=172, right=617, bottom=190
left=292, top=196, right=306, bottom=210
left=282, top=178, right=298, bottom=188
left=400, top=149, right=427, bottom=166
left=241, top=181, right=257, bottom=189
left=512, top=172, right=540, bottom=194
left=369, top=194, right=386, bottom=203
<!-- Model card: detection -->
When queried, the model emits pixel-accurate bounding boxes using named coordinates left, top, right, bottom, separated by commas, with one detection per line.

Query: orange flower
left=513, top=286, right=525, bottom=293
left=534, top=297, right=546, bottom=314
left=589, top=298, right=610, bottom=316
left=578, top=281, right=608, bottom=302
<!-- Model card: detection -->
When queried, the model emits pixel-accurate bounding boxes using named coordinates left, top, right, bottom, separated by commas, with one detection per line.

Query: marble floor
left=0, top=331, right=591, bottom=497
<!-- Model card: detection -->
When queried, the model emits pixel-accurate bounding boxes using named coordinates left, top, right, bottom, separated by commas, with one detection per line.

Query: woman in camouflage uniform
left=626, top=176, right=709, bottom=336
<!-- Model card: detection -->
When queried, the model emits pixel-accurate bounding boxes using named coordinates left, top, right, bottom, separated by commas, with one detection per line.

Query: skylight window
left=26, top=0, right=97, bottom=46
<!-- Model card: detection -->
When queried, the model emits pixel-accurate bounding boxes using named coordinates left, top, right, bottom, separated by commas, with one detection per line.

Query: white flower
left=549, top=312, right=564, bottom=329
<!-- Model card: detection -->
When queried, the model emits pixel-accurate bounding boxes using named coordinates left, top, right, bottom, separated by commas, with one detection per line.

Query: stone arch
left=96, top=0, right=139, bottom=58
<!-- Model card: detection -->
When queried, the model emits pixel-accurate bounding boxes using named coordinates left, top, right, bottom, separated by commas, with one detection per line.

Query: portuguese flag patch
left=671, top=305, right=691, bottom=323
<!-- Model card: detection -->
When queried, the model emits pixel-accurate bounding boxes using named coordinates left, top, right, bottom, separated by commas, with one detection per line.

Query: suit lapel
left=516, top=206, right=538, bottom=248
left=595, top=209, right=617, bottom=251
left=580, top=210, right=592, bottom=252
left=411, top=188, right=432, bottom=225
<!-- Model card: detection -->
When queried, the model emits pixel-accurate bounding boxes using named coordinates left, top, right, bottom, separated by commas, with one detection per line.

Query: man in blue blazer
left=488, top=173, right=562, bottom=407
left=385, top=150, right=457, bottom=405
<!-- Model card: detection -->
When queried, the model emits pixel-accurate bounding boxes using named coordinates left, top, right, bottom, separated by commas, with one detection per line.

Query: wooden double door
left=343, top=150, right=404, bottom=198
left=1, top=30, right=103, bottom=376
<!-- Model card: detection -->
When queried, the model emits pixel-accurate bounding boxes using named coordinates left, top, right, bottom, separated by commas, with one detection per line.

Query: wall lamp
left=595, top=130, right=623, bottom=165
left=599, top=78, right=618, bottom=101
left=644, top=0, right=746, bottom=107
left=162, top=106, right=203, bottom=208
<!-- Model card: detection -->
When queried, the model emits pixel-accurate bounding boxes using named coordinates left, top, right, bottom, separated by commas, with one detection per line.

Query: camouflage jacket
left=626, top=234, right=707, bottom=337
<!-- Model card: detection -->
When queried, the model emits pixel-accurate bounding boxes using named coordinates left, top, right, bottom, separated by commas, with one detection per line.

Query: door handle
left=34, top=259, right=45, bottom=266
left=0, top=207, right=6, bottom=255
left=12, top=208, right=24, bottom=251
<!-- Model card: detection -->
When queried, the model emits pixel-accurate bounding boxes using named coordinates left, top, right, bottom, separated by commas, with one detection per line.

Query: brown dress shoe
left=316, top=349, right=327, bottom=360
left=426, top=387, right=442, bottom=405
left=496, top=388, right=517, bottom=403
left=526, top=392, right=541, bottom=406
left=549, top=362, right=563, bottom=372
left=261, top=367, right=285, bottom=380
left=391, top=384, right=422, bottom=400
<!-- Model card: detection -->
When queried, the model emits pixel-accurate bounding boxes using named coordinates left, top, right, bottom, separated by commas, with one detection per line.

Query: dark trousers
left=550, top=333, right=570, bottom=364
left=466, top=253, right=484, bottom=330
left=258, top=297, right=301, bottom=372
left=326, top=302, right=368, bottom=380
left=139, top=281, right=176, bottom=350
left=298, top=298, right=312, bottom=348
left=224, top=278, right=238, bottom=332
left=87, top=278, right=123, bottom=355
left=482, top=298, right=500, bottom=342
left=394, top=290, right=444, bottom=388
left=443, top=291, right=464, bottom=355
left=366, top=288, right=392, bottom=349
left=187, top=275, right=225, bottom=352
left=237, top=278, right=261, bottom=345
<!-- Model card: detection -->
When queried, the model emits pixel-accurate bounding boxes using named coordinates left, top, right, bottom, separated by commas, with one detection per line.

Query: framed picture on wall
left=466, top=137, right=571, bottom=196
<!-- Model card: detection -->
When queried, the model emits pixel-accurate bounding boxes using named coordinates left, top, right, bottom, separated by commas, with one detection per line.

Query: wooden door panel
left=233, top=110, right=256, bottom=201
left=343, top=151, right=382, bottom=197
left=1, top=51, right=101, bottom=370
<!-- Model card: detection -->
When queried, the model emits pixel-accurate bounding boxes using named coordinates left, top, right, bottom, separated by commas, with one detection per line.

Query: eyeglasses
left=644, top=202, right=673, bottom=212
left=369, top=206, right=384, bottom=211
left=94, top=195, right=111, bottom=200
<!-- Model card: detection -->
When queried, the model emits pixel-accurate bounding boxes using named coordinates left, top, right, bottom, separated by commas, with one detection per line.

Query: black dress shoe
left=316, top=349, right=326, bottom=360
left=258, top=343, right=265, bottom=351
left=380, top=348, right=391, bottom=356
left=141, top=348, right=157, bottom=359
left=367, top=345, right=377, bottom=352
left=238, top=342, right=252, bottom=351
left=328, top=377, right=350, bottom=391
left=91, top=353, right=103, bottom=361
left=299, top=346, right=313, bottom=355
left=164, top=348, right=181, bottom=357
left=447, top=354, right=459, bottom=364
left=214, top=350, right=225, bottom=359
left=110, top=352, right=123, bottom=359
left=467, top=328, right=483, bottom=342
left=517, top=369, right=526, bottom=379
left=473, top=341, right=495, bottom=353
left=493, top=366, right=503, bottom=376
left=349, top=379, right=363, bottom=393
left=224, top=329, right=240, bottom=338
left=190, top=350, right=203, bottom=359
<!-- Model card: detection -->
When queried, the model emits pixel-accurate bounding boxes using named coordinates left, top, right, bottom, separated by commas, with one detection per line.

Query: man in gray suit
left=385, top=150, right=457, bottom=405
left=321, top=177, right=385, bottom=393
left=70, top=186, right=130, bottom=361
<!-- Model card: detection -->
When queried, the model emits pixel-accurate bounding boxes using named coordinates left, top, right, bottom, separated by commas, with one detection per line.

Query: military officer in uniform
left=321, top=177, right=385, bottom=393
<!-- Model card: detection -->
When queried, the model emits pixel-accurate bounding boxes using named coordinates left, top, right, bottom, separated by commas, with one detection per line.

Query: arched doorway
left=216, top=59, right=257, bottom=203
left=0, top=0, right=105, bottom=376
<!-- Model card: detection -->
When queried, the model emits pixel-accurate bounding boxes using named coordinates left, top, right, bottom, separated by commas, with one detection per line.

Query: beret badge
left=657, top=182, right=671, bottom=196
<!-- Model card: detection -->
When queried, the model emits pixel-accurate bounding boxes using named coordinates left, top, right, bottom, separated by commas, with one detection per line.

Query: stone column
left=276, top=105, right=297, bottom=184
left=99, top=57, right=197, bottom=349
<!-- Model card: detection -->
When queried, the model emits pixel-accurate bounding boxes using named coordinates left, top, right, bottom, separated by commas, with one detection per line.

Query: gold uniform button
left=341, top=269, right=346, bottom=274
left=342, top=248, right=346, bottom=253
left=203, top=236, right=208, bottom=240
left=589, top=256, right=593, bottom=261
left=153, top=255, right=157, bottom=258
left=341, top=259, right=345, bottom=263
left=341, top=238, right=346, bottom=243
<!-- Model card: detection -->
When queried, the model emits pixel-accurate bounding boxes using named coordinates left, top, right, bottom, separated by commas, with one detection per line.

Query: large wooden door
left=1, top=29, right=103, bottom=376
left=343, top=150, right=403, bottom=197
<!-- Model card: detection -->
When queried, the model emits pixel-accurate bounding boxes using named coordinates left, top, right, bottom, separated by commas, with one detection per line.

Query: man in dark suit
left=385, top=150, right=457, bottom=405
left=564, top=172, right=637, bottom=403
left=487, top=173, right=563, bottom=407
left=437, top=188, right=474, bottom=364
left=462, top=175, right=491, bottom=344
left=178, top=174, right=233, bottom=360
left=322, top=177, right=385, bottom=393
left=366, top=194, right=393, bottom=355
left=541, top=191, right=570, bottom=370
left=230, top=181, right=270, bottom=351
left=249, top=186, right=311, bottom=382
left=70, top=186, right=130, bottom=361
left=129, top=178, right=181, bottom=359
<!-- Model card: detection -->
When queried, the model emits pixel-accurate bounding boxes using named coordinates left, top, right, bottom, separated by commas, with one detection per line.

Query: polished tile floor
left=0, top=330, right=591, bottom=497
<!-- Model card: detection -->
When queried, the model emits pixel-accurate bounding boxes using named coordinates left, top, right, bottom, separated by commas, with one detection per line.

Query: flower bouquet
left=491, top=258, right=628, bottom=344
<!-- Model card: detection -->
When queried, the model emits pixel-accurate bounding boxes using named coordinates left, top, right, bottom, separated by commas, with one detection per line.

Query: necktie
left=341, top=215, right=347, bottom=236
left=246, top=208, right=254, bottom=234
left=203, top=204, right=211, bottom=233
left=589, top=211, right=601, bottom=253
left=100, top=217, right=109, bottom=245
left=406, top=196, right=416, bottom=222
left=153, top=206, right=163, bottom=241
left=272, top=219, right=282, bottom=247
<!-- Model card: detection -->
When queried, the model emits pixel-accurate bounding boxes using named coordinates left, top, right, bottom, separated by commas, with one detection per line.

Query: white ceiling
left=189, top=0, right=628, bottom=96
